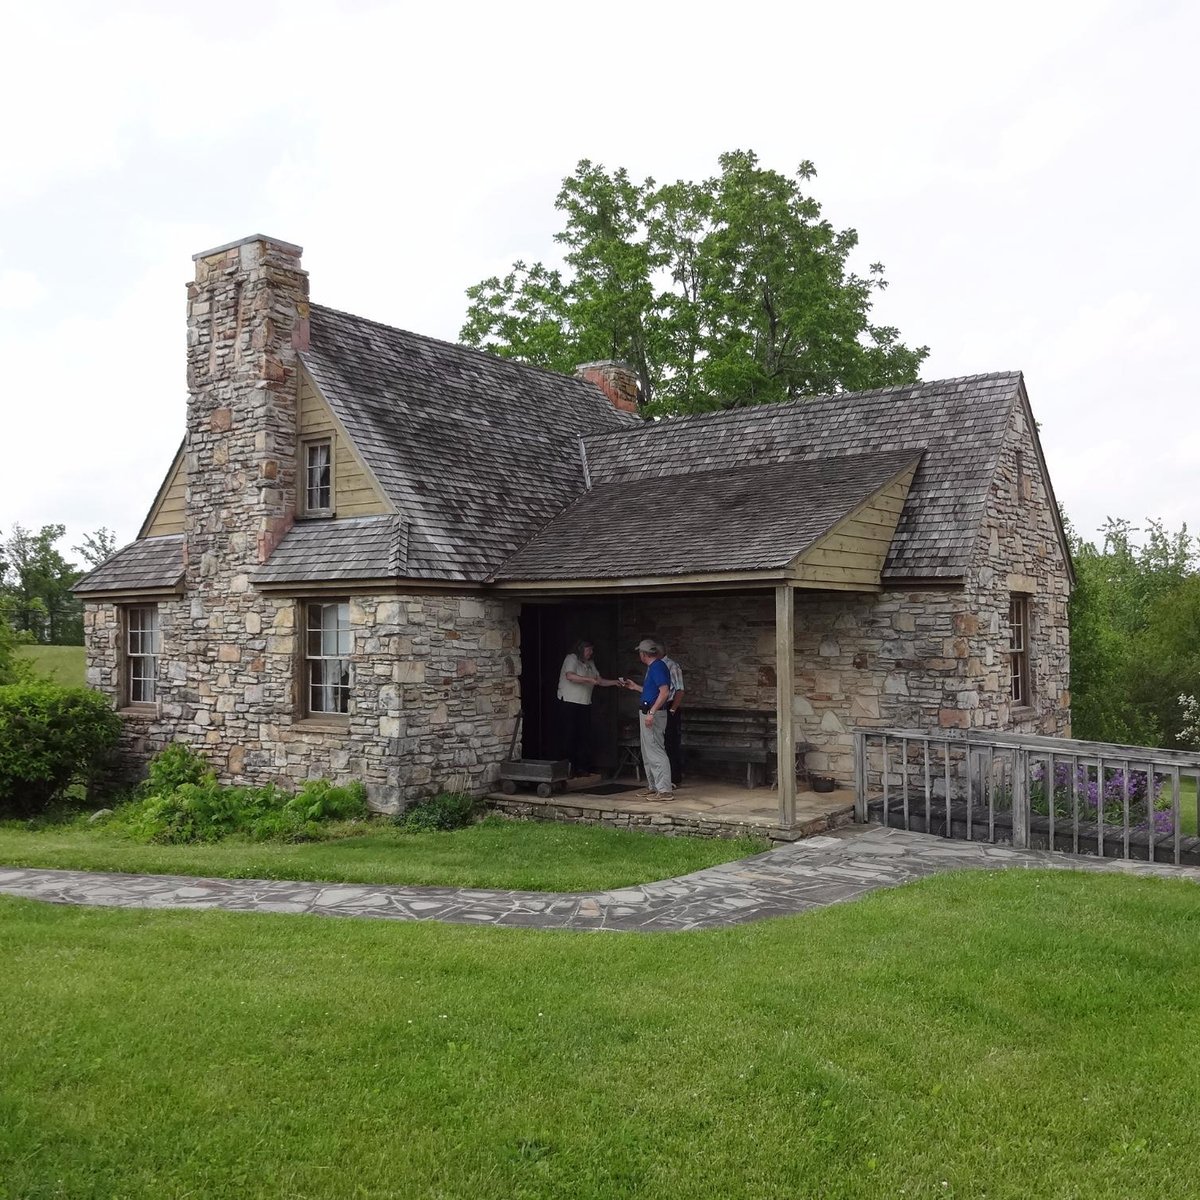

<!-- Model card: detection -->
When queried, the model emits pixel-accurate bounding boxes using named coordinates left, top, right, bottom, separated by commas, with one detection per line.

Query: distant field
left=15, top=644, right=86, bottom=686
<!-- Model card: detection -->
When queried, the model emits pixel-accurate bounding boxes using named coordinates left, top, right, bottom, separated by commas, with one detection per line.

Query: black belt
left=640, top=706, right=665, bottom=715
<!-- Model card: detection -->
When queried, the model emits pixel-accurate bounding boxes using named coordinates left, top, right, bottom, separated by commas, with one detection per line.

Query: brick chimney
left=575, top=360, right=641, bottom=413
left=185, top=234, right=309, bottom=582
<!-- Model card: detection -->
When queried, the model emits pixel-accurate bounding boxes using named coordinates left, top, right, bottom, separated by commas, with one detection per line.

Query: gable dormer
left=296, top=369, right=389, bottom=520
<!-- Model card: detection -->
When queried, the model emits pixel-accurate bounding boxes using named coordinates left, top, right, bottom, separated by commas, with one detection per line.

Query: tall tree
left=1069, top=518, right=1200, bottom=746
left=461, top=151, right=928, bottom=415
left=0, top=524, right=84, bottom=645
left=72, top=527, right=117, bottom=569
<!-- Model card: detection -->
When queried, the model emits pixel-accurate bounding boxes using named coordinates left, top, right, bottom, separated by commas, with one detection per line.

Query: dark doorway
left=519, top=601, right=621, bottom=773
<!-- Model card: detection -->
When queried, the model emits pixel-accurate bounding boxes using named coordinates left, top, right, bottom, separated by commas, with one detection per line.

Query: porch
left=486, top=775, right=856, bottom=843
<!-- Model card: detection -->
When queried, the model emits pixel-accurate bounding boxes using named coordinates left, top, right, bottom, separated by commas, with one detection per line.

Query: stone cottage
left=76, top=234, right=1073, bottom=821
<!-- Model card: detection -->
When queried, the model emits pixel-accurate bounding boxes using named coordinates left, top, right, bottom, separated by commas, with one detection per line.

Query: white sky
left=2, top=0, right=1196, bottom=560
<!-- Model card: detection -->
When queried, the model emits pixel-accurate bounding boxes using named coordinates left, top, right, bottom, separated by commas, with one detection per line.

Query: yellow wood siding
left=790, top=466, right=916, bottom=589
left=142, top=453, right=186, bottom=536
left=297, top=374, right=388, bottom=517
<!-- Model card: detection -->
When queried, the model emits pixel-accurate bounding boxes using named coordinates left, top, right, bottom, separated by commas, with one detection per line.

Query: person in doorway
left=662, top=647, right=686, bottom=789
left=557, top=640, right=617, bottom=776
left=620, top=638, right=673, bottom=799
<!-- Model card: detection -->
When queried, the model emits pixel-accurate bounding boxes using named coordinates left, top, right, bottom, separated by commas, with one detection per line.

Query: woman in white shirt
left=557, top=639, right=617, bottom=776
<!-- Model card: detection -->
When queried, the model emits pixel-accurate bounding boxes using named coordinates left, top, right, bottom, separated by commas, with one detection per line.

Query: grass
left=13, top=644, right=85, bottom=686
left=0, top=814, right=769, bottom=892
left=2, top=869, right=1199, bottom=1198
left=1181, top=776, right=1198, bottom=837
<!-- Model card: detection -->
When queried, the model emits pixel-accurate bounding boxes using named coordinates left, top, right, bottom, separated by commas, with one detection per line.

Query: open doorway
left=519, top=601, right=622, bottom=773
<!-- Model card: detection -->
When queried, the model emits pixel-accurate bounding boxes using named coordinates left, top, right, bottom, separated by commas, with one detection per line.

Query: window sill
left=1011, top=705, right=1037, bottom=719
left=119, top=704, right=157, bottom=716
left=293, top=716, right=350, bottom=731
left=297, top=511, right=336, bottom=521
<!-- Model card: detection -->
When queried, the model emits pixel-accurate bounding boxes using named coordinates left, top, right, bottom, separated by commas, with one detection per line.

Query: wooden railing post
left=1011, top=749, right=1030, bottom=849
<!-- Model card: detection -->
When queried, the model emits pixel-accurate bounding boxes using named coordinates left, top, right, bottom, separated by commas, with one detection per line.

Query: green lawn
left=2, top=869, right=1199, bottom=1198
left=14, top=643, right=85, bottom=685
left=0, top=815, right=768, bottom=892
left=1182, top=776, right=1198, bottom=837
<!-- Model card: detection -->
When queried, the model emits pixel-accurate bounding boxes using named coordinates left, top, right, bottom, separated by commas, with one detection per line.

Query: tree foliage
left=0, top=524, right=113, bottom=648
left=461, top=151, right=928, bottom=415
left=72, top=527, right=117, bottom=569
left=1069, top=518, right=1200, bottom=747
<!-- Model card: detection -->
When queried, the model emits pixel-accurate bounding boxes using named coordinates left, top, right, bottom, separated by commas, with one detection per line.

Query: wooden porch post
left=776, top=583, right=796, bottom=829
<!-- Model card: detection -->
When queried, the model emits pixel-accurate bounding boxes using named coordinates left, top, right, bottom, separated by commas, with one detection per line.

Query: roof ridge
left=582, top=370, right=1025, bottom=443
left=308, top=302, right=616, bottom=396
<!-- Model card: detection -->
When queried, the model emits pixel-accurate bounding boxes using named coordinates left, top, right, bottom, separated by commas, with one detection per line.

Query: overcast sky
left=2, top=0, right=1195, bottom=561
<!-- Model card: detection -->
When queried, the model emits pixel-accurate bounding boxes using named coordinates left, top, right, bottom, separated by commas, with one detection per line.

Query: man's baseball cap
left=634, top=638, right=660, bottom=654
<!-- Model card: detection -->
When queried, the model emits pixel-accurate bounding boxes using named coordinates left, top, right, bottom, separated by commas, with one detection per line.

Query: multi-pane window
left=306, top=601, right=352, bottom=715
left=126, top=605, right=160, bottom=705
left=305, top=440, right=332, bottom=514
left=1008, top=596, right=1031, bottom=706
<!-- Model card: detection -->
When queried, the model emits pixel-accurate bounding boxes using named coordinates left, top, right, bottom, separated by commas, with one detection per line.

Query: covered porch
left=510, top=582, right=852, bottom=833
left=494, top=444, right=921, bottom=831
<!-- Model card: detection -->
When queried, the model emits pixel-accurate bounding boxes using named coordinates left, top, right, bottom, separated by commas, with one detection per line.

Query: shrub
left=116, top=746, right=368, bottom=844
left=0, top=683, right=122, bottom=817
left=394, top=792, right=478, bottom=832
left=1179, top=695, right=1200, bottom=750
left=143, top=742, right=215, bottom=795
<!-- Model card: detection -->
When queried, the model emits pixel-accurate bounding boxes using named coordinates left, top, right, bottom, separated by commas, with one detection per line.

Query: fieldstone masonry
left=83, top=238, right=523, bottom=811
left=621, top=400, right=1071, bottom=785
left=83, top=237, right=1069, bottom=812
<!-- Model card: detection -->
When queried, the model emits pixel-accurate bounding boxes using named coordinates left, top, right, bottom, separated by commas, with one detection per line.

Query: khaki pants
left=639, top=710, right=672, bottom=793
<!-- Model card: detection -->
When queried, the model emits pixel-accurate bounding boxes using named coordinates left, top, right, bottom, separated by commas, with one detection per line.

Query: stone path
left=2, top=825, right=1199, bottom=933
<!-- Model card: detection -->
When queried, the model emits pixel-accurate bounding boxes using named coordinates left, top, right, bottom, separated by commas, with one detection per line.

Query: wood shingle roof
left=78, top=300, right=1030, bottom=595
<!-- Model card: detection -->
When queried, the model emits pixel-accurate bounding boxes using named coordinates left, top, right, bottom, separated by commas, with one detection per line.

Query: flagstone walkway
left=2, top=824, right=1198, bottom=933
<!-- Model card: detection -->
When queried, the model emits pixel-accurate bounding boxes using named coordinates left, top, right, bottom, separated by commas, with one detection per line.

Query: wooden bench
left=618, top=706, right=813, bottom=789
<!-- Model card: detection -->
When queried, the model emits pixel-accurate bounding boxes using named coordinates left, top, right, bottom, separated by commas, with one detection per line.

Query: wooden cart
left=498, top=758, right=571, bottom=798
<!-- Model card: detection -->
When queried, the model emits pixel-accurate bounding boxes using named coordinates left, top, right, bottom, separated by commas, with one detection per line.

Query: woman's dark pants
left=561, top=700, right=593, bottom=775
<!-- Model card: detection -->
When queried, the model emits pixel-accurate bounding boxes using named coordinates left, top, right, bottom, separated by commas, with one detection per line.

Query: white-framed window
left=305, top=600, right=352, bottom=715
left=1008, top=595, right=1031, bottom=706
left=303, top=440, right=332, bottom=515
left=126, top=605, right=160, bottom=705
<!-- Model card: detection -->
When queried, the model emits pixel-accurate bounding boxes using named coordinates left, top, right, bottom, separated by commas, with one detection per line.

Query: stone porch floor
left=485, top=775, right=856, bottom=842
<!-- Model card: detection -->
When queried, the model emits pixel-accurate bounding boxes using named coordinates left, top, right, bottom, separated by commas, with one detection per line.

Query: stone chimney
left=180, top=235, right=308, bottom=781
left=575, top=360, right=641, bottom=413
left=185, top=234, right=309, bottom=583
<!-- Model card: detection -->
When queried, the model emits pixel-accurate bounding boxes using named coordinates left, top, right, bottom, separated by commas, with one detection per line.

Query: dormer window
left=303, top=439, right=333, bottom=515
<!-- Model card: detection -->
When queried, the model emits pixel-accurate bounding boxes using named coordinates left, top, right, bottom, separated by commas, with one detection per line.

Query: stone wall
left=618, top=403, right=1072, bottom=785
left=966, top=393, right=1072, bottom=736
left=84, top=591, right=521, bottom=811
left=83, top=236, right=522, bottom=812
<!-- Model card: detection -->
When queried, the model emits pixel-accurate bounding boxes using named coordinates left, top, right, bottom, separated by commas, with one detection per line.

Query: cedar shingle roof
left=74, top=535, right=184, bottom=595
left=79, top=298, right=1029, bottom=596
left=299, top=305, right=640, bottom=581
left=578, top=372, right=1022, bottom=580
left=495, top=450, right=921, bottom=581
left=254, top=516, right=406, bottom=585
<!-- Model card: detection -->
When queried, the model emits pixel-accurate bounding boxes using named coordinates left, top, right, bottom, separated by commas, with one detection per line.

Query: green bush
left=0, top=683, right=122, bottom=817
left=143, top=742, right=215, bottom=795
left=394, top=792, right=478, bottom=832
left=116, top=746, right=368, bottom=844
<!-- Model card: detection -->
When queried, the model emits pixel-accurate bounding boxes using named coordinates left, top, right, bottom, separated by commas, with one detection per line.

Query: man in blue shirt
left=622, top=637, right=674, bottom=798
